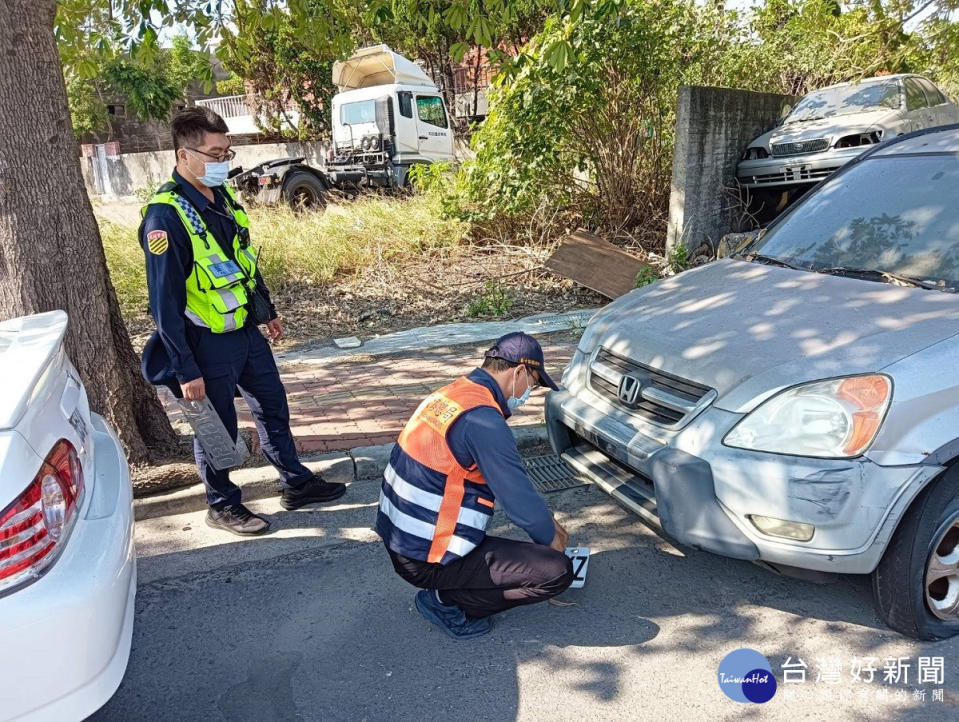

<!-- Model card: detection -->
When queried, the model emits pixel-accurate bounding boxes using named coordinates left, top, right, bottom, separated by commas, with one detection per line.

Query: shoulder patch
left=147, top=229, right=169, bottom=255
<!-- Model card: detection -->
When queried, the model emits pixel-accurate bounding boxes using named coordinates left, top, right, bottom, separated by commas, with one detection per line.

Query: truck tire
left=283, top=171, right=327, bottom=210
left=872, top=465, right=959, bottom=640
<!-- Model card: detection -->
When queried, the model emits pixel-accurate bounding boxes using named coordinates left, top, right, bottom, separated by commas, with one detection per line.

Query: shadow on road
left=95, top=486, right=958, bottom=721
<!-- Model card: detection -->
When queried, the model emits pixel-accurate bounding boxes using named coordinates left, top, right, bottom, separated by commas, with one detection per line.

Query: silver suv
left=548, top=124, right=959, bottom=640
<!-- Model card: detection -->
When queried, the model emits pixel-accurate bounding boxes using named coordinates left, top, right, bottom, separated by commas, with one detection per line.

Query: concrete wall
left=82, top=141, right=330, bottom=200
left=667, top=85, right=795, bottom=252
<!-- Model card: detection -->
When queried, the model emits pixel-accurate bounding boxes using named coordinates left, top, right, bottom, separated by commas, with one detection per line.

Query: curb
left=133, top=424, right=550, bottom=521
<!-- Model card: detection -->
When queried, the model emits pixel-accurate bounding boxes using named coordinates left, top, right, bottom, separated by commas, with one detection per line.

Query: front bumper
left=0, top=414, right=136, bottom=722
left=736, top=146, right=867, bottom=188
left=547, top=386, right=941, bottom=574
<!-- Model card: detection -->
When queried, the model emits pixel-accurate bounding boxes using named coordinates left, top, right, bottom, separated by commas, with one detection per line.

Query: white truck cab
left=230, top=45, right=456, bottom=207
left=331, top=45, right=455, bottom=175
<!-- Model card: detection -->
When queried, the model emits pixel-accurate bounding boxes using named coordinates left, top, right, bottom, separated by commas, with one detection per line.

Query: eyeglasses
left=186, top=147, right=236, bottom=162
left=524, top=366, right=540, bottom=387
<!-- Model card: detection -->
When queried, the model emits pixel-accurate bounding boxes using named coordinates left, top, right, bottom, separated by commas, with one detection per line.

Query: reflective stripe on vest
left=375, top=377, right=501, bottom=564
left=142, top=181, right=257, bottom=333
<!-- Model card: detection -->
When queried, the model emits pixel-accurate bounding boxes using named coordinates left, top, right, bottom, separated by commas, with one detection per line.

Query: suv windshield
left=747, top=153, right=959, bottom=289
left=785, top=81, right=901, bottom=123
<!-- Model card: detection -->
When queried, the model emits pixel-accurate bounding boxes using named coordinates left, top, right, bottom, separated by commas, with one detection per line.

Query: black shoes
left=280, top=475, right=347, bottom=510
left=205, top=504, right=271, bottom=536
left=204, top=477, right=345, bottom=532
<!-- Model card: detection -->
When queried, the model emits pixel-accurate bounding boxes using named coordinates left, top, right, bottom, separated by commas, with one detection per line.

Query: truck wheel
left=283, top=171, right=327, bottom=211
left=872, top=465, right=959, bottom=640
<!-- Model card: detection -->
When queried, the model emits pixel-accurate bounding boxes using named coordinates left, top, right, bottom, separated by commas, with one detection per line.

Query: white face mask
left=507, top=367, right=534, bottom=410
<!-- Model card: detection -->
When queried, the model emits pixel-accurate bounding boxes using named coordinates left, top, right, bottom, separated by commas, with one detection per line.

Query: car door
left=413, top=94, right=454, bottom=161
left=904, top=77, right=932, bottom=131
left=918, top=78, right=956, bottom=126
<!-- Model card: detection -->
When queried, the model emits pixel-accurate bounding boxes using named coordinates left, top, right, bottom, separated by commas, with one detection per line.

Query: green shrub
left=467, top=280, right=514, bottom=317
left=634, top=265, right=659, bottom=288
left=454, top=1, right=709, bottom=241
left=667, top=245, right=689, bottom=274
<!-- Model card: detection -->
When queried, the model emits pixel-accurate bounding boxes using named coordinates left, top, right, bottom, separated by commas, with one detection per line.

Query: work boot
left=205, top=504, right=271, bottom=536
left=280, top=474, right=347, bottom=510
left=414, top=589, right=492, bottom=640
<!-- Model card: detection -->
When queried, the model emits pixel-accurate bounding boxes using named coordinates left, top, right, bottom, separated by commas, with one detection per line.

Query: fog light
left=748, top=514, right=815, bottom=542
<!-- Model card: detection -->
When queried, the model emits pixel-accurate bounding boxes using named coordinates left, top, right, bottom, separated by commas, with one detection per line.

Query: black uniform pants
left=387, top=536, right=574, bottom=618
left=188, top=322, right=312, bottom=509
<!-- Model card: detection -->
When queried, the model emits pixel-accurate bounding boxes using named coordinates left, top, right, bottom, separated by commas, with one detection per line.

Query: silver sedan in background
left=737, top=74, right=958, bottom=191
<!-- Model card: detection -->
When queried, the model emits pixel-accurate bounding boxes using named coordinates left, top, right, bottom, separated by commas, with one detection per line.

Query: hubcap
left=925, top=514, right=959, bottom=621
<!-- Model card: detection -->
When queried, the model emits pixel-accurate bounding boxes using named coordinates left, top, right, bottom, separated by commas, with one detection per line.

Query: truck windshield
left=341, top=101, right=376, bottom=125
left=747, top=153, right=959, bottom=290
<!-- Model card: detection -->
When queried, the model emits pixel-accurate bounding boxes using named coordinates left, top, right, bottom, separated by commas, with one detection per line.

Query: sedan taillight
left=0, top=440, right=84, bottom=594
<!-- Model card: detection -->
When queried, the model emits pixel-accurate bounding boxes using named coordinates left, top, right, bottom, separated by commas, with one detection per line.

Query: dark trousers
left=188, top=323, right=311, bottom=509
left=387, top=536, right=574, bottom=619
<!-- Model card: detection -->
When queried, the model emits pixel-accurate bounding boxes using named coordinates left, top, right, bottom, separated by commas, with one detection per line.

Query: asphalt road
left=94, top=472, right=959, bottom=721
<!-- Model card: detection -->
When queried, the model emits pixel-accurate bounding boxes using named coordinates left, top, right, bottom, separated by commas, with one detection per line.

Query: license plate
left=565, top=546, right=590, bottom=588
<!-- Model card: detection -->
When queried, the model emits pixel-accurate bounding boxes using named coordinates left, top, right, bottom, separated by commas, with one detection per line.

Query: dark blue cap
left=484, top=332, right=559, bottom=390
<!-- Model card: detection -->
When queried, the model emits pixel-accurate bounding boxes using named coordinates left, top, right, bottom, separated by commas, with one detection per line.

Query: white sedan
left=0, top=311, right=135, bottom=721
left=737, top=73, right=959, bottom=190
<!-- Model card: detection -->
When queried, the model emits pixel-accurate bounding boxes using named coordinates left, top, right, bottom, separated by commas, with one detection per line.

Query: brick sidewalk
left=232, top=332, right=578, bottom=454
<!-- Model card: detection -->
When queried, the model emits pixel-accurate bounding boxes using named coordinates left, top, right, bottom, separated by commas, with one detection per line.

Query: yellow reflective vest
left=142, top=181, right=258, bottom=333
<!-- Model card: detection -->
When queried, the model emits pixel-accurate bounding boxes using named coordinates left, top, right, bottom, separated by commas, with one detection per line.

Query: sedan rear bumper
left=0, top=413, right=136, bottom=722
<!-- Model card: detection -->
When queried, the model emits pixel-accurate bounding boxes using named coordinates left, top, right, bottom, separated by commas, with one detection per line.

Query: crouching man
left=376, top=332, right=574, bottom=640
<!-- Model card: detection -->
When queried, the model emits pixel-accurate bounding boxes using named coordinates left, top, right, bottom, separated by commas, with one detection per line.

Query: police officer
left=139, top=107, right=345, bottom=536
left=377, top=332, right=574, bottom=639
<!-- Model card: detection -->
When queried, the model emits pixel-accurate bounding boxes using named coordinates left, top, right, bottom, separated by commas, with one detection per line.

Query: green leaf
left=449, top=42, right=471, bottom=64
left=444, top=3, right=468, bottom=31
left=545, top=40, right=571, bottom=72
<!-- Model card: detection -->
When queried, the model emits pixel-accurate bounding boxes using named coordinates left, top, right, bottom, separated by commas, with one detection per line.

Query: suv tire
left=873, top=465, right=959, bottom=640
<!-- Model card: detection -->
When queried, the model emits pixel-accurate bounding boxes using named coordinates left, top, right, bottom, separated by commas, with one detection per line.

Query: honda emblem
left=617, top=375, right=643, bottom=406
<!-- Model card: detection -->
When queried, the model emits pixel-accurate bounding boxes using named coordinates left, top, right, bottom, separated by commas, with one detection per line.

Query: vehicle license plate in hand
left=564, top=546, right=590, bottom=589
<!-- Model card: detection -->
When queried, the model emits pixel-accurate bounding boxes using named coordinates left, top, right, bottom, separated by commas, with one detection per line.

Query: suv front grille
left=589, top=348, right=714, bottom=428
left=770, top=139, right=828, bottom=157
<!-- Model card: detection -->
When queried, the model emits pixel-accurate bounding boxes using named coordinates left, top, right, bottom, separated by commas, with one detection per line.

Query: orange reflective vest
left=376, top=377, right=501, bottom=564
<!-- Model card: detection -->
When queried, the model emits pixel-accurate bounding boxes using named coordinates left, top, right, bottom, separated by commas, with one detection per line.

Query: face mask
left=197, top=160, right=230, bottom=187
left=186, top=150, right=230, bottom=187
left=507, top=368, right=534, bottom=410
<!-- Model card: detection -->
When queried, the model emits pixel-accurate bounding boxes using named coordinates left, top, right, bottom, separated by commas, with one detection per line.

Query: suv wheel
left=873, top=466, right=959, bottom=640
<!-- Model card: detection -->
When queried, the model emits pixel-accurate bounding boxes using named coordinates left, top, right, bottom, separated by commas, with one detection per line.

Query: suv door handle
left=418, top=135, right=428, bottom=140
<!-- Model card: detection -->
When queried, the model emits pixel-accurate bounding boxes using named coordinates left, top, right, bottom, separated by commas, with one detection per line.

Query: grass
left=98, top=194, right=468, bottom=320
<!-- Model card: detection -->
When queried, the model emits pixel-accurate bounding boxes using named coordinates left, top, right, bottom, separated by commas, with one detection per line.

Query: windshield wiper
left=815, top=266, right=954, bottom=292
left=739, top=252, right=804, bottom=270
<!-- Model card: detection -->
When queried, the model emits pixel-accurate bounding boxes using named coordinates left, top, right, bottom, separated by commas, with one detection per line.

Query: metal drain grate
left=523, top=454, right=586, bottom=493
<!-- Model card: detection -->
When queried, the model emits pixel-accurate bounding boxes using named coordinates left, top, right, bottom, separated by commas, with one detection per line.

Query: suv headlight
left=724, top=375, right=892, bottom=458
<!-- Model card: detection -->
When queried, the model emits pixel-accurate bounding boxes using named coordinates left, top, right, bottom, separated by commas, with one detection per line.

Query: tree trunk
left=0, top=0, right=177, bottom=465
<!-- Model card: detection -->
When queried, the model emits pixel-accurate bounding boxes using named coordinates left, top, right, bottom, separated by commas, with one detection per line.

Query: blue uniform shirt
left=446, top=368, right=556, bottom=545
left=139, top=170, right=275, bottom=384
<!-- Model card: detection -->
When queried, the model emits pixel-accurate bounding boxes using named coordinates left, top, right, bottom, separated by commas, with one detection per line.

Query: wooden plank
left=545, top=229, right=644, bottom=299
